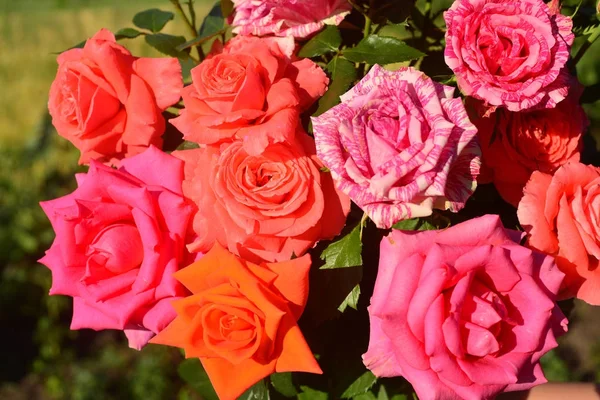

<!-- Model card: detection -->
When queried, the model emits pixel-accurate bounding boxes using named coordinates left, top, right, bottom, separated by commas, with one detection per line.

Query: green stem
left=347, top=0, right=366, bottom=15
left=359, top=212, right=368, bottom=240
left=357, top=12, right=372, bottom=74
left=572, top=24, right=600, bottom=66
left=420, top=0, right=433, bottom=50
left=170, top=0, right=203, bottom=61
left=363, top=14, right=372, bottom=39
left=187, top=0, right=197, bottom=30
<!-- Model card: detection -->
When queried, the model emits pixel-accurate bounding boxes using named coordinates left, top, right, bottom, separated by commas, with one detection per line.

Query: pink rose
left=170, top=35, right=328, bottom=155
left=39, top=146, right=194, bottom=350
left=48, top=29, right=183, bottom=165
left=231, top=0, right=351, bottom=38
left=363, top=215, right=568, bottom=400
left=312, top=65, right=480, bottom=229
left=444, top=0, right=574, bottom=111
left=174, top=129, right=350, bottom=263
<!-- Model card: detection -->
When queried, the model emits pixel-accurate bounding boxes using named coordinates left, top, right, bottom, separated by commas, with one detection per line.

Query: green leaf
left=391, top=218, right=420, bottom=231
left=313, top=56, right=357, bottom=116
left=221, top=0, right=234, bottom=18
left=298, top=386, right=328, bottom=400
left=375, top=385, right=409, bottom=400
left=320, top=223, right=362, bottom=269
left=377, top=386, right=389, bottom=400
left=270, top=372, right=297, bottom=397
left=238, top=379, right=270, bottom=400
left=338, top=284, right=360, bottom=312
left=377, top=22, right=413, bottom=42
left=298, top=25, right=342, bottom=58
left=176, top=2, right=226, bottom=51
left=177, top=359, right=218, bottom=400
left=343, top=35, right=425, bottom=65
left=176, top=141, right=200, bottom=151
left=341, top=371, right=377, bottom=399
left=133, top=9, right=174, bottom=33
left=354, top=393, right=378, bottom=400
left=199, top=2, right=225, bottom=39
left=115, top=27, right=143, bottom=40
left=391, top=216, right=444, bottom=231
left=60, top=40, right=86, bottom=53
left=145, top=34, right=188, bottom=58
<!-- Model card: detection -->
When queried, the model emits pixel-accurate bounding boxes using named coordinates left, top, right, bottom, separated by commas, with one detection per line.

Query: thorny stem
left=170, top=0, right=204, bottom=61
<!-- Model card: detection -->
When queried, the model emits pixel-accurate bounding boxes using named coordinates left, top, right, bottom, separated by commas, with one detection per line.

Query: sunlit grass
left=0, top=0, right=211, bottom=149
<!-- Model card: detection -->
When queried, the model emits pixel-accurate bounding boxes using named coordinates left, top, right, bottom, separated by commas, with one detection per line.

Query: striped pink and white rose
left=312, top=65, right=481, bottom=229
left=231, top=0, right=351, bottom=39
left=444, top=0, right=574, bottom=112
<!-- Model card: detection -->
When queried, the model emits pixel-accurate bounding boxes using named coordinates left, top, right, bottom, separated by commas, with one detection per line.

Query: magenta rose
left=444, top=0, right=574, bottom=111
left=312, top=65, right=480, bottom=229
left=231, top=0, right=351, bottom=38
left=363, top=215, right=568, bottom=400
left=39, top=146, right=194, bottom=350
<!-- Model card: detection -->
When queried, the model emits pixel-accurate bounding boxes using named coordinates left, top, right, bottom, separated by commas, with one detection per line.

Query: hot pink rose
left=170, top=35, right=328, bottom=155
left=48, top=29, right=183, bottom=165
left=363, top=215, right=567, bottom=400
left=231, top=0, right=351, bottom=38
left=312, top=65, right=480, bottom=229
left=174, top=129, right=350, bottom=263
left=39, top=146, right=194, bottom=350
left=518, top=163, right=600, bottom=304
left=444, top=0, right=574, bottom=111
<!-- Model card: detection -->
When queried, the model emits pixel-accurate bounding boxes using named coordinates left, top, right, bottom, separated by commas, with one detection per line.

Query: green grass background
left=0, top=0, right=206, bottom=149
left=0, top=1, right=212, bottom=399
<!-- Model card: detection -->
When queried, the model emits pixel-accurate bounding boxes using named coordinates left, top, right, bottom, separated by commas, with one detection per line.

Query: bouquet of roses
left=39, top=0, right=600, bottom=398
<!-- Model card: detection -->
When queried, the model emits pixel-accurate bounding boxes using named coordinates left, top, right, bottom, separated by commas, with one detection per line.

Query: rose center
left=458, top=282, right=509, bottom=358
left=88, top=223, right=144, bottom=274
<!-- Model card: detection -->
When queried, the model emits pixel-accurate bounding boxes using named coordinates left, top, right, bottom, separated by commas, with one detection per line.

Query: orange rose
left=150, top=243, right=321, bottom=400
left=48, top=29, right=183, bottom=165
left=518, top=162, right=600, bottom=304
left=174, top=129, right=349, bottom=263
left=469, top=85, right=585, bottom=206
left=170, top=35, right=328, bottom=155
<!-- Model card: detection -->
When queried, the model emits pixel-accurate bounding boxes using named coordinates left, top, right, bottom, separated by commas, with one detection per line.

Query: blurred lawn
left=0, top=2, right=210, bottom=399
left=0, top=0, right=211, bottom=149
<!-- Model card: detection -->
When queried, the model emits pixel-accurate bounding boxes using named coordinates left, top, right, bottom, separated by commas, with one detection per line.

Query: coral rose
left=363, top=215, right=567, bottom=400
left=48, top=29, right=183, bottom=165
left=39, top=146, right=194, bottom=349
left=312, top=65, right=480, bottom=229
left=518, top=163, right=600, bottom=304
left=150, top=243, right=322, bottom=400
left=231, top=0, right=351, bottom=38
left=471, top=84, right=586, bottom=206
left=174, top=129, right=350, bottom=263
left=444, top=0, right=574, bottom=111
left=170, top=35, right=328, bottom=155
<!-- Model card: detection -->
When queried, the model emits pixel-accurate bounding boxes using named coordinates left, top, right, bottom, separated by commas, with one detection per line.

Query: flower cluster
left=37, top=0, right=596, bottom=397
